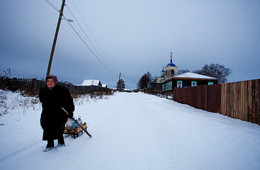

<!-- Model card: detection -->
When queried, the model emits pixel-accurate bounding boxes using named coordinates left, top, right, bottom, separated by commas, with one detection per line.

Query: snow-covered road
left=0, top=91, right=260, bottom=170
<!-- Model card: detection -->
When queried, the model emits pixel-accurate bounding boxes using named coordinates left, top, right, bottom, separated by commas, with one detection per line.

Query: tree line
left=0, top=69, right=112, bottom=98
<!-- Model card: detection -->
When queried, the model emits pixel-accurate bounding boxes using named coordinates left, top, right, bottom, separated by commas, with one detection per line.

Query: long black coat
left=39, top=84, right=74, bottom=140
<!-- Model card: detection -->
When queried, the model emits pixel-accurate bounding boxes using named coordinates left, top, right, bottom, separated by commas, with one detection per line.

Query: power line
left=69, top=0, right=112, bottom=69
left=45, top=0, right=115, bottom=76
left=45, top=0, right=118, bottom=79
left=45, top=0, right=59, bottom=12
left=62, top=15, right=115, bottom=75
left=65, top=4, right=102, bottom=60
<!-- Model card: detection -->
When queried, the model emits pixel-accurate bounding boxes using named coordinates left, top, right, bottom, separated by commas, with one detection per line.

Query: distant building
left=156, top=52, right=178, bottom=83
left=82, top=80, right=102, bottom=87
left=102, top=84, right=108, bottom=88
left=149, top=52, right=178, bottom=93
left=164, top=52, right=178, bottom=78
left=162, top=72, right=218, bottom=93
left=151, top=52, right=218, bottom=94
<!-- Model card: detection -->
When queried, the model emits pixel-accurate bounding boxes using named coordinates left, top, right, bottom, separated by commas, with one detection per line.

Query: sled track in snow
left=0, top=140, right=40, bottom=161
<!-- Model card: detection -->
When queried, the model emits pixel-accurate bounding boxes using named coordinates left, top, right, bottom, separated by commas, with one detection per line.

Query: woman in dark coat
left=39, top=75, right=74, bottom=150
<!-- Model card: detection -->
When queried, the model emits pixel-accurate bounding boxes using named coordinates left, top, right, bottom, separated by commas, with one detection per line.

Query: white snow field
left=0, top=90, right=260, bottom=170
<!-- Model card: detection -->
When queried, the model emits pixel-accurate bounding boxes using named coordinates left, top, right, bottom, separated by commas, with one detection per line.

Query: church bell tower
left=165, top=52, right=178, bottom=78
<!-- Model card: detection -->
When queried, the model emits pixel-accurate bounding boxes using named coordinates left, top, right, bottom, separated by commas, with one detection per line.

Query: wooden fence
left=173, top=79, right=260, bottom=125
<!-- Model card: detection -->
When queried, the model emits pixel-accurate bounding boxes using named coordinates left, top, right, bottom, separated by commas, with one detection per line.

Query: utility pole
left=46, top=0, right=66, bottom=76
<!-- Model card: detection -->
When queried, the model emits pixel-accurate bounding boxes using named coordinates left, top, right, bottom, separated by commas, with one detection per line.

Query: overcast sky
left=1, top=0, right=259, bottom=89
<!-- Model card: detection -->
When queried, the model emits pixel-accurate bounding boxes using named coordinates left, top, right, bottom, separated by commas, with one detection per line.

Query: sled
left=64, top=122, right=88, bottom=139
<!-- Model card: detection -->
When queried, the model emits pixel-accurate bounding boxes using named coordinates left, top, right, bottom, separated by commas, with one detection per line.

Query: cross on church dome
left=166, top=52, right=176, bottom=67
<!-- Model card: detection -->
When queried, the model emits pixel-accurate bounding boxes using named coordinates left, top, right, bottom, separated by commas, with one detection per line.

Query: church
left=156, top=52, right=178, bottom=83
left=154, top=52, right=218, bottom=93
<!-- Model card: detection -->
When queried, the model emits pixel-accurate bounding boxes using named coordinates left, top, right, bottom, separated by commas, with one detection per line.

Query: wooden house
left=162, top=72, right=218, bottom=93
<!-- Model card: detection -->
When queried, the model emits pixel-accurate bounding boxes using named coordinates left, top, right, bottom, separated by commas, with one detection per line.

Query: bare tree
left=1, top=68, right=12, bottom=79
left=137, top=72, right=152, bottom=89
left=194, top=64, right=232, bottom=84
left=117, top=79, right=125, bottom=91
left=178, top=69, right=190, bottom=75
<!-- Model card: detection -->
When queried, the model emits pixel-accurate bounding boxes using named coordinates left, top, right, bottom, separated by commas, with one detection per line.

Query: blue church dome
left=166, top=57, right=176, bottom=67
left=167, top=62, right=176, bottom=67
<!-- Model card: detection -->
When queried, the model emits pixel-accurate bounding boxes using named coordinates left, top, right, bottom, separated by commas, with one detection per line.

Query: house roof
left=162, top=72, right=217, bottom=84
left=173, top=72, right=217, bottom=80
left=82, top=80, right=101, bottom=86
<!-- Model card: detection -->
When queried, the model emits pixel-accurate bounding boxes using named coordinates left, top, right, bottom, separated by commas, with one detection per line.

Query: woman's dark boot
left=44, top=140, right=54, bottom=152
left=58, top=136, right=65, bottom=146
left=46, top=140, right=54, bottom=148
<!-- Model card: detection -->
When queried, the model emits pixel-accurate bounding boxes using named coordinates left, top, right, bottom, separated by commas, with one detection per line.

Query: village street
left=0, top=91, right=260, bottom=170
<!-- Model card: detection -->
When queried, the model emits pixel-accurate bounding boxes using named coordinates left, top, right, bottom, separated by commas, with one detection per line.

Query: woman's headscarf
left=46, top=75, right=58, bottom=89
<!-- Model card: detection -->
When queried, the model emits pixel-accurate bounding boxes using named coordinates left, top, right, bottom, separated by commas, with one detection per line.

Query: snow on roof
left=102, top=84, right=107, bottom=88
left=174, top=72, right=217, bottom=79
left=82, top=80, right=101, bottom=86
